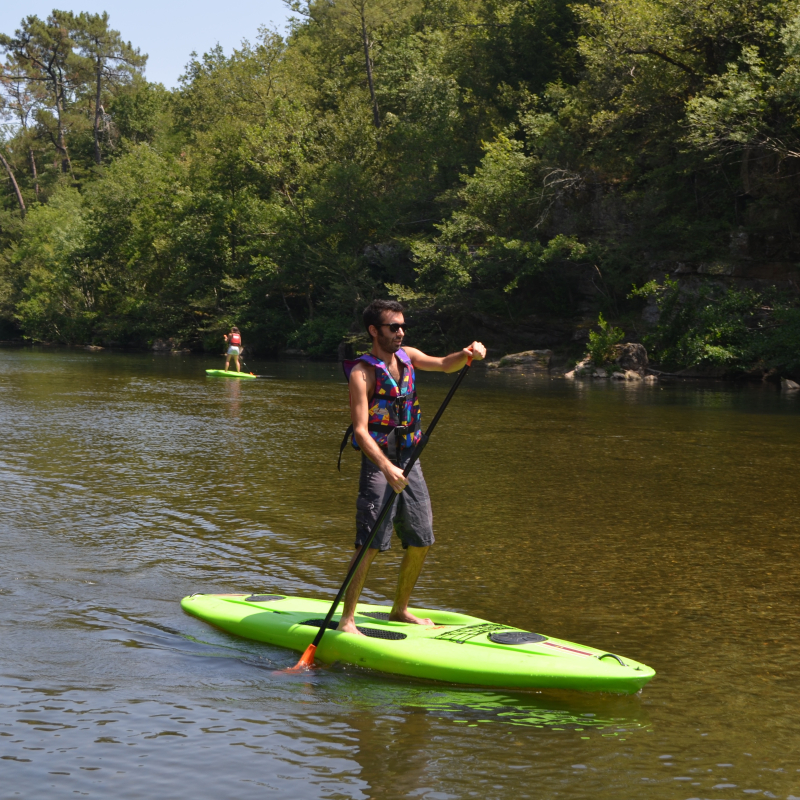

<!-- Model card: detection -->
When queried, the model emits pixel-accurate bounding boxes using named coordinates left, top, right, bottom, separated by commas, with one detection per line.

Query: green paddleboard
left=205, top=369, right=257, bottom=379
left=181, top=593, right=655, bottom=694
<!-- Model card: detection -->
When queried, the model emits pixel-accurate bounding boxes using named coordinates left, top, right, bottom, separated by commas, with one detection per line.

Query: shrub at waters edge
left=587, top=314, right=625, bottom=366
left=631, top=278, right=800, bottom=375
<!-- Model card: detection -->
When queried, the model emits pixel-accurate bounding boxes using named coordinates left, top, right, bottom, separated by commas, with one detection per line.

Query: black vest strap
left=337, top=424, right=354, bottom=472
left=337, top=421, right=416, bottom=471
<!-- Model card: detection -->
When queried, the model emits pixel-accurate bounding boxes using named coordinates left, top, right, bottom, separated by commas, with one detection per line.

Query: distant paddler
left=223, top=326, right=243, bottom=373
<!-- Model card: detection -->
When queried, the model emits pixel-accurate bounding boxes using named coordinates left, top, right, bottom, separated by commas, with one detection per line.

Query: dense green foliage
left=587, top=313, right=624, bottom=366
left=633, top=279, right=800, bottom=373
left=1, top=0, right=800, bottom=370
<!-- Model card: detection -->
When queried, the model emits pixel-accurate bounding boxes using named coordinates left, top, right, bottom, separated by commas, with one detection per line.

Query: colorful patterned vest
left=338, top=348, right=422, bottom=468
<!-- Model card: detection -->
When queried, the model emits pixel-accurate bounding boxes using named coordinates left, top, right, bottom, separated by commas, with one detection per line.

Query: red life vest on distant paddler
left=230, top=332, right=241, bottom=346
left=338, top=348, right=422, bottom=469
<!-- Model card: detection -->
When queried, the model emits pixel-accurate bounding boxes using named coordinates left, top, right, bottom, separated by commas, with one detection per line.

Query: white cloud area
left=0, top=0, right=292, bottom=88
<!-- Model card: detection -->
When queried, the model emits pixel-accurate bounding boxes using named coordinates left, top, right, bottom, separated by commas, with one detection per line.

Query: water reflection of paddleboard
left=181, top=593, right=655, bottom=694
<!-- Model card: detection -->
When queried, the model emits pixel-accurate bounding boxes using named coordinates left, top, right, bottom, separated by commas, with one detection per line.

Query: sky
left=1, top=1, right=293, bottom=88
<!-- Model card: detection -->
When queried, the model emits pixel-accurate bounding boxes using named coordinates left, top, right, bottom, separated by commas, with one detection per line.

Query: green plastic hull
left=181, top=593, right=655, bottom=694
left=205, top=369, right=256, bottom=379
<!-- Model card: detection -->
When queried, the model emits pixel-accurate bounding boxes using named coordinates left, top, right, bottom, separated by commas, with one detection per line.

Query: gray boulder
left=568, top=342, right=648, bottom=379
left=487, top=349, right=553, bottom=371
left=152, top=337, right=189, bottom=353
left=613, top=343, right=648, bottom=375
left=567, top=357, right=607, bottom=378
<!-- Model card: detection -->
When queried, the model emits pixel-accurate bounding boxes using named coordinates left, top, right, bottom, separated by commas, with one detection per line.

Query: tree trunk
left=360, top=11, right=381, bottom=128
left=93, top=59, right=103, bottom=165
left=740, top=146, right=752, bottom=196
left=0, top=152, right=27, bottom=217
left=52, top=71, right=72, bottom=174
left=281, top=291, right=295, bottom=324
left=29, top=148, right=39, bottom=200
left=56, top=115, right=71, bottom=174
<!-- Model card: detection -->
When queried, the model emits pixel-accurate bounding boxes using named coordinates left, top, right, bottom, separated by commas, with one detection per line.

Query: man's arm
left=349, top=363, right=409, bottom=493
left=404, top=341, right=487, bottom=373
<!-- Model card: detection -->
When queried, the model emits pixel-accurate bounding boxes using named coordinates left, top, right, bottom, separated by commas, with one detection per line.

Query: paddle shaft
left=307, top=357, right=473, bottom=652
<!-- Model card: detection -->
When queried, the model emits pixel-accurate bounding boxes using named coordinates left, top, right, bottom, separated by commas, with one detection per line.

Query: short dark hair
left=231, top=326, right=239, bottom=333
left=363, top=299, right=403, bottom=333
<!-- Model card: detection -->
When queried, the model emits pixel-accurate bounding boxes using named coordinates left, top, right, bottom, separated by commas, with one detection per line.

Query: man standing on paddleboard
left=337, top=299, right=486, bottom=635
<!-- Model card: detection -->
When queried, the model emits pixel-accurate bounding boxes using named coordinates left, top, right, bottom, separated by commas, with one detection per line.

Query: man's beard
left=377, top=331, right=402, bottom=352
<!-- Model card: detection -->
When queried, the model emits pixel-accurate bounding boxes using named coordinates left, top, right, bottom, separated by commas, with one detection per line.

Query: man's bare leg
left=337, top=546, right=379, bottom=634
left=390, top=545, right=433, bottom=625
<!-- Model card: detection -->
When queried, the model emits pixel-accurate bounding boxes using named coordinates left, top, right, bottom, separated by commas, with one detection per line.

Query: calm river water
left=1, top=347, right=799, bottom=799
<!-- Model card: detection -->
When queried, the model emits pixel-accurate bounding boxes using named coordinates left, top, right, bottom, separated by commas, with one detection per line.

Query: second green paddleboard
left=205, top=369, right=257, bottom=379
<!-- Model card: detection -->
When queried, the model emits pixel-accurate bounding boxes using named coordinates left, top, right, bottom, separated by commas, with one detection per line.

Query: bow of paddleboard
left=181, top=593, right=654, bottom=694
left=205, top=369, right=257, bottom=379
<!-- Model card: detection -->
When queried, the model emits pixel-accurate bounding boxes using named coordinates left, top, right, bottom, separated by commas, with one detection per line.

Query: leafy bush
left=286, top=316, right=350, bottom=358
left=632, top=278, right=800, bottom=373
left=756, top=307, right=800, bottom=372
left=587, top=313, right=625, bottom=365
left=12, top=188, right=96, bottom=343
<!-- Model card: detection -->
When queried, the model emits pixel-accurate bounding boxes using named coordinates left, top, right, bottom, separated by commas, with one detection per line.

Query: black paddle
left=289, top=351, right=474, bottom=670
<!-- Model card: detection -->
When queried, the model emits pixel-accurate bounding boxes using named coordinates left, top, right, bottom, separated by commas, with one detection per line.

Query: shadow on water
left=302, top=670, right=651, bottom=732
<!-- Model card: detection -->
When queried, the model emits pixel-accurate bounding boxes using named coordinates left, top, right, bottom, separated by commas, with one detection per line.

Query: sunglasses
left=379, top=322, right=410, bottom=333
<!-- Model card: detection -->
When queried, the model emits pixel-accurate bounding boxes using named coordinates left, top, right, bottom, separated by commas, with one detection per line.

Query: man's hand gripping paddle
left=288, top=350, right=474, bottom=671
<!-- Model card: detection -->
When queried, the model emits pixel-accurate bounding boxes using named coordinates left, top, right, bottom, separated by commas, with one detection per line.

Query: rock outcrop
left=486, top=349, right=553, bottom=372
left=613, top=343, right=648, bottom=376
left=610, top=369, right=643, bottom=382
left=565, top=342, right=656, bottom=382
left=152, top=338, right=190, bottom=353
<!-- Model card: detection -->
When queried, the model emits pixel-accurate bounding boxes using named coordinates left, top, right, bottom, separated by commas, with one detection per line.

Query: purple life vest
left=338, top=348, right=422, bottom=468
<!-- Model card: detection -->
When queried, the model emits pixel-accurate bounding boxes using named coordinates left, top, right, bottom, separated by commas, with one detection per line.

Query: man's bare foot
left=389, top=609, right=434, bottom=626
left=336, top=619, right=365, bottom=635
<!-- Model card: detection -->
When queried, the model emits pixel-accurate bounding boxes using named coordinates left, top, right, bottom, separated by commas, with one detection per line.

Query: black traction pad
left=488, top=631, right=548, bottom=645
left=244, top=595, right=285, bottom=603
left=434, top=623, right=514, bottom=643
left=359, top=611, right=391, bottom=620
left=301, top=619, right=407, bottom=640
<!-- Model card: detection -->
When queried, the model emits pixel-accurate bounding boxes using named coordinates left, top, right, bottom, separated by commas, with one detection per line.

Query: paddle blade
left=286, top=644, right=317, bottom=671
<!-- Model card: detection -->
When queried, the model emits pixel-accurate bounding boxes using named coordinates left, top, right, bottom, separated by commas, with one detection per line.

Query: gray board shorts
left=355, top=450, right=434, bottom=551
